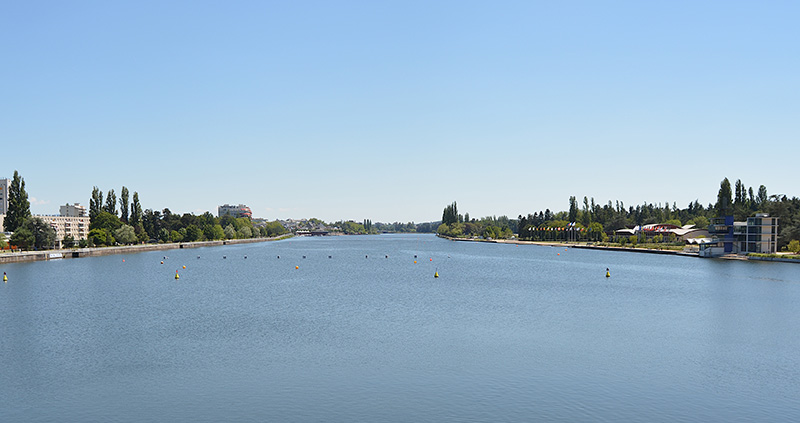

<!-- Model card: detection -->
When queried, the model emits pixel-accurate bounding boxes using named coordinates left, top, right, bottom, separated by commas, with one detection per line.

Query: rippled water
left=2, top=234, right=799, bottom=422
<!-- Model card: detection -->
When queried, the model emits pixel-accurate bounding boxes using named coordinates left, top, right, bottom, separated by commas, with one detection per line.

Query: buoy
left=3, top=272, right=7, bottom=282
left=277, top=255, right=280, bottom=259
left=429, top=258, right=432, bottom=261
left=175, top=271, right=180, bottom=280
left=328, top=255, right=332, bottom=259
left=295, top=266, right=299, bottom=269
left=161, top=261, right=164, bottom=264
left=565, top=248, right=568, bottom=251
left=414, top=255, right=417, bottom=258
left=434, top=271, right=439, bottom=278
left=557, top=253, right=560, bottom=256
left=122, top=259, right=125, bottom=262
left=606, top=268, right=611, bottom=278
left=385, top=255, right=388, bottom=258
left=414, top=260, right=417, bottom=264
left=244, top=255, right=247, bottom=259
left=182, top=265, right=186, bottom=269
left=223, top=256, right=226, bottom=259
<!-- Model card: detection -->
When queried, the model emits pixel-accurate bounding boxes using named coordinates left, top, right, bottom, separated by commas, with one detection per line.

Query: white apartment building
left=37, top=214, right=90, bottom=247
left=60, top=203, right=87, bottom=217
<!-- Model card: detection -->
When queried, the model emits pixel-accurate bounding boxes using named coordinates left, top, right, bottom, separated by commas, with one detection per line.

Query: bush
left=788, top=239, right=800, bottom=254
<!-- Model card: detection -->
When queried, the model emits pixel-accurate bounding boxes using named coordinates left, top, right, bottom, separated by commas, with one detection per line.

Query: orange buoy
left=182, top=265, right=186, bottom=269
left=295, top=266, right=299, bottom=269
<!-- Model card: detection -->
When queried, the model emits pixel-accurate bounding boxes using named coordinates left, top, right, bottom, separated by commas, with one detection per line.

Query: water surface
left=1, top=234, right=799, bottom=422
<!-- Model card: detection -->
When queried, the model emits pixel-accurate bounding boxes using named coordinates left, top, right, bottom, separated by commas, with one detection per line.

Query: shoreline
left=0, top=235, right=293, bottom=264
left=439, top=235, right=699, bottom=257
left=439, top=235, right=800, bottom=263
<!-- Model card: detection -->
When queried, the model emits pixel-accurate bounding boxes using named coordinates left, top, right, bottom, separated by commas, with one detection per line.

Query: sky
left=2, top=1, right=799, bottom=223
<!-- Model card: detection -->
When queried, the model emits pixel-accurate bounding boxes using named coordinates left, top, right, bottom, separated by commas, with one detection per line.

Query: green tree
left=88, top=228, right=108, bottom=246
left=716, top=178, right=733, bottom=217
left=120, top=187, right=129, bottom=223
left=5, top=170, right=31, bottom=232
left=10, top=226, right=34, bottom=250
left=26, top=217, right=57, bottom=250
left=62, top=235, right=75, bottom=249
left=788, top=240, right=800, bottom=254
left=223, top=224, right=236, bottom=239
left=568, top=196, right=578, bottom=223
left=170, top=230, right=184, bottom=243
left=113, top=224, right=137, bottom=244
left=442, top=202, right=459, bottom=226
left=185, top=225, right=203, bottom=242
left=104, top=189, right=117, bottom=216
left=90, top=211, right=123, bottom=232
left=90, top=187, right=103, bottom=221
left=130, top=192, right=143, bottom=227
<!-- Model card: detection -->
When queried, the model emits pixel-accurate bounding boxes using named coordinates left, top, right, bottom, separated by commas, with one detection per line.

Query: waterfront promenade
left=0, top=235, right=292, bottom=264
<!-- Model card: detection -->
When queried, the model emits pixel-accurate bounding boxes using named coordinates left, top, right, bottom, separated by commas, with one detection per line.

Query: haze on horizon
left=3, top=1, right=798, bottom=223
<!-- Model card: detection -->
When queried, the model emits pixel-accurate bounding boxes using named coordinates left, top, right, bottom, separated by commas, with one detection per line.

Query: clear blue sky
left=3, top=1, right=798, bottom=223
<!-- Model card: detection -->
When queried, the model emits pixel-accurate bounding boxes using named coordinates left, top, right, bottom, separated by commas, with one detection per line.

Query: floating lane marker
left=175, top=270, right=180, bottom=280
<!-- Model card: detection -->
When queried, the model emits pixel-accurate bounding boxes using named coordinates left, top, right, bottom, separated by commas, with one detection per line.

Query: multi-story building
left=700, top=213, right=779, bottom=257
left=60, top=203, right=87, bottom=217
left=218, top=204, right=252, bottom=219
left=0, top=178, right=10, bottom=215
left=38, top=214, right=90, bottom=247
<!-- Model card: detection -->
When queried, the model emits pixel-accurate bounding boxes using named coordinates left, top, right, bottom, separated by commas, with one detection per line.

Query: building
left=60, top=203, right=87, bottom=217
left=0, top=177, right=10, bottom=215
left=37, top=214, right=90, bottom=248
left=700, top=213, right=778, bottom=257
left=218, top=204, right=252, bottom=219
left=615, top=223, right=709, bottom=241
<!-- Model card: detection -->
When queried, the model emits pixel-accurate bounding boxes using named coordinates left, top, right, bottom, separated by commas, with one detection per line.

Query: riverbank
left=439, top=235, right=800, bottom=263
left=439, top=235, right=699, bottom=257
left=0, top=235, right=293, bottom=264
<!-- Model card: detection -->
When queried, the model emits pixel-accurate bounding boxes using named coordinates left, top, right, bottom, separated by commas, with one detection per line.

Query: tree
left=90, top=211, right=123, bottom=232
left=26, top=217, right=56, bottom=250
left=716, top=178, right=733, bottom=217
left=10, top=227, right=34, bottom=250
left=62, top=235, right=75, bottom=249
left=757, top=185, right=768, bottom=207
left=104, top=189, right=117, bottom=216
left=130, top=192, right=143, bottom=227
left=90, top=187, right=103, bottom=221
left=113, top=224, right=137, bottom=244
left=5, top=170, right=31, bottom=232
left=223, top=224, right=236, bottom=239
left=88, top=228, right=109, bottom=246
left=442, top=202, right=459, bottom=226
left=185, top=225, right=203, bottom=242
left=568, top=196, right=578, bottom=223
left=120, top=187, right=129, bottom=223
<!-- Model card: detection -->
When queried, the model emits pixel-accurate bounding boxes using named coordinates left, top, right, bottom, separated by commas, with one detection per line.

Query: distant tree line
left=436, top=178, right=800, bottom=251
left=86, top=186, right=288, bottom=247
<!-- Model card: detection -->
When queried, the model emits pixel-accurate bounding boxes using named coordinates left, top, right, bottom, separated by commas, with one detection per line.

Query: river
left=1, top=234, right=799, bottom=422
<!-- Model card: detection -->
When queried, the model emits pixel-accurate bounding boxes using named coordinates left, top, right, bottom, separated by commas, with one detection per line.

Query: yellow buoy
left=175, top=271, right=180, bottom=280
left=434, top=269, right=439, bottom=278
left=606, top=268, right=611, bottom=278
left=3, top=272, right=7, bottom=282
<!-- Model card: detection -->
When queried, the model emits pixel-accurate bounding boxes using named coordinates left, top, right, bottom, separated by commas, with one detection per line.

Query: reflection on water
left=1, top=234, right=799, bottom=422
